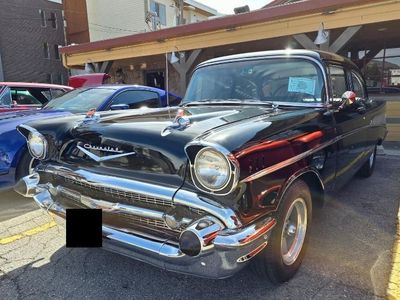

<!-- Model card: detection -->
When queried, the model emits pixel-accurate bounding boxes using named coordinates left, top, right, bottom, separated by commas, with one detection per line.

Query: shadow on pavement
left=0, top=157, right=399, bottom=299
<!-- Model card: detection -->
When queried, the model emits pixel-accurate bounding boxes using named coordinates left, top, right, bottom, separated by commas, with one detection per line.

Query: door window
left=0, top=87, right=12, bottom=106
left=328, top=65, right=347, bottom=102
left=110, top=90, right=160, bottom=109
left=351, top=71, right=366, bottom=100
left=10, top=88, right=42, bottom=105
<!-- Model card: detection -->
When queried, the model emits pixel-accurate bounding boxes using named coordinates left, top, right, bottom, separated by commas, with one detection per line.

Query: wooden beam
left=293, top=34, right=318, bottom=50
left=99, top=61, right=113, bottom=73
left=170, top=49, right=202, bottom=94
left=330, top=25, right=362, bottom=53
left=63, top=1, right=400, bottom=67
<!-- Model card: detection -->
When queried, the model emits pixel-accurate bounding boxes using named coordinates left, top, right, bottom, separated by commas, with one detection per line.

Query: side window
left=351, top=72, right=366, bottom=100
left=0, top=87, right=12, bottom=106
left=50, top=88, right=67, bottom=99
left=328, top=65, right=348, bottom=102
left=10, top=88, right=42, bottom=105
left=111, top=90, right=160, bottom=109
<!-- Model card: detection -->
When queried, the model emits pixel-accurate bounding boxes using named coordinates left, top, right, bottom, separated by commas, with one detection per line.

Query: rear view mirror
left=110, top=104, right=129, bottom=110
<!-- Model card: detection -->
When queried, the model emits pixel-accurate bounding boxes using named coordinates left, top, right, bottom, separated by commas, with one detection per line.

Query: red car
left=0, top=82, right=73, bottom=113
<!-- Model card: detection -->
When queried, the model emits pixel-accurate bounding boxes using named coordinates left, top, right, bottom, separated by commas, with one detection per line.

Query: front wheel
left=16, top=151, right=38, bottom=180
left=251, top=180, right=312, bottom=283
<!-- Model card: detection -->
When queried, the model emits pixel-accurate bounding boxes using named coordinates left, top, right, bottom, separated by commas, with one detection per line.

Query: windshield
left=183, top=58, right=325, bottom=105
left=44, top=88, right=115, bottom=113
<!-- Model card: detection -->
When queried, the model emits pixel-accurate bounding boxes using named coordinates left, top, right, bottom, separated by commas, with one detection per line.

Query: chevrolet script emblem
left=77, top=144, right=136, bottom=162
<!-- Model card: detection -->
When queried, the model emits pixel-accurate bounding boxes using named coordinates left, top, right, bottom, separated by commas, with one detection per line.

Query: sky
left=196, top=0, right=272, bottom=14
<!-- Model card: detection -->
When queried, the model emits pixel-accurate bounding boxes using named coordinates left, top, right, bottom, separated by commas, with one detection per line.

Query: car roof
left=198, top=49, right=353, bottom=67
left=0, top=82, right=73, bottom=90
left=96, top=84, right=167, bottom=93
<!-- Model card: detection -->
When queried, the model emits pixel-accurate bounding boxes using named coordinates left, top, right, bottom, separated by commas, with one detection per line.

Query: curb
left=387, top=205, right=400, bottom=299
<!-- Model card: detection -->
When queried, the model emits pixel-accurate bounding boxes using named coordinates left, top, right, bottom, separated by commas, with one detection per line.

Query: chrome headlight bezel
left=193, top=147, right=231, bottom=192
left=27, top=131, right=47, bottom=160
left=186, top=143, right=240, bottom=195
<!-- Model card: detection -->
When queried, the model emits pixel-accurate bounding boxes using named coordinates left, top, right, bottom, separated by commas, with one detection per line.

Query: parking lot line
left=387, top=207, right=400, bottom=300
left=0, top=220, right=57, bottom=245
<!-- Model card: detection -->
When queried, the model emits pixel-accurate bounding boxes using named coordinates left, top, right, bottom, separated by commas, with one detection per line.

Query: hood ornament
left=161, top=109, right=191, bottom=136
left=77, top=143, right=136, bottom=162
left=74, top=108, right=101, bottom=128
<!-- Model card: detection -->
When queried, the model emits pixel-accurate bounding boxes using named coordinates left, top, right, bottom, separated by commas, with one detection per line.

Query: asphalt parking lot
left=0, top=154, right=399, bottom=300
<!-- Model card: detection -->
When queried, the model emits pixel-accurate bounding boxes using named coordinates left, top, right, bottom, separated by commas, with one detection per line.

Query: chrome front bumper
left=15, top=169, right=276, bottom=279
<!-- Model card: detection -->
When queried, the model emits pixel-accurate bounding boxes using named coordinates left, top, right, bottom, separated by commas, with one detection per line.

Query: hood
left=0, top=110, right=72, bottom=133
left=23, top=105, right=320, bottom=180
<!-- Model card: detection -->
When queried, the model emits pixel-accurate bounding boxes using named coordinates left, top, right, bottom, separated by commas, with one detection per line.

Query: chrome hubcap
left=281, top=198, right=307, bottom=266
left=369, top=151, right=374, bottom=168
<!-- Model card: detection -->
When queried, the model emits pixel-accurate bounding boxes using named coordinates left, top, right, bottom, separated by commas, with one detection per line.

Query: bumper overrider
left=14, top=165, right=276, bottom=279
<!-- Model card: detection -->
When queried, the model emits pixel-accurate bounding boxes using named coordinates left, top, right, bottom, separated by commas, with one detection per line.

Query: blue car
left=0, top=85, right=181, bottom=190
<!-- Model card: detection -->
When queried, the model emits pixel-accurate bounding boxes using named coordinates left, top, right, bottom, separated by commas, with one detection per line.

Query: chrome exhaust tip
left=14, top=173, right=40, bottom=197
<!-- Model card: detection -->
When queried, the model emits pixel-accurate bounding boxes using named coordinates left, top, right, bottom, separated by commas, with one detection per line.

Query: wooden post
left=170, top=49, right=201, bottom=95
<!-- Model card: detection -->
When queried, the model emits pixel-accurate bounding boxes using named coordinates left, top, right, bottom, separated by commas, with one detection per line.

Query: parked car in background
left=0, top=82, right=73, bottom=113
left=15, top=50, right=386, bottom=282
left=0, top=84, right=181, bottom=190
left=68, top=73, right=111, bottom=88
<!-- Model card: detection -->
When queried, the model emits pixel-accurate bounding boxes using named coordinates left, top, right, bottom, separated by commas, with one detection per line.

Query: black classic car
left=15, top=50, right=386, bottom=283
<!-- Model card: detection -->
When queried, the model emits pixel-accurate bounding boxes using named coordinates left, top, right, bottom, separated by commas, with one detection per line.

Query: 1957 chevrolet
left=15, top=50, right=386, bottom=283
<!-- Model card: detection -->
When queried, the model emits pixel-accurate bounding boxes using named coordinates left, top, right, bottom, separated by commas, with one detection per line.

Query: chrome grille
left=61, top=176, right=174, bottom=208
left=116, top=213, right=183, bottom=233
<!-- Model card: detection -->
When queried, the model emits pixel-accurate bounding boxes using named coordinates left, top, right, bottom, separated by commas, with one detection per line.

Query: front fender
left=0, top=129, right=27, bottom=188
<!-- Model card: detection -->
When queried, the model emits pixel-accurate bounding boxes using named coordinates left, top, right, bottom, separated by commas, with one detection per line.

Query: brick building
left=0, top=0, right=68, bottom=84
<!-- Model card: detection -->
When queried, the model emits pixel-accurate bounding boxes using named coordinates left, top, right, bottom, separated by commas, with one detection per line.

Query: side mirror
left=339, top=91, right=357, bottom=110
left=110, top=104, right=129, bottom=110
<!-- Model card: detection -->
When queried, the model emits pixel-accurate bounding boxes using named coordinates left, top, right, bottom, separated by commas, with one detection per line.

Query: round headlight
left=193, top=148, right=231, bottom=191
left=28, top=132, right=47, bottom=159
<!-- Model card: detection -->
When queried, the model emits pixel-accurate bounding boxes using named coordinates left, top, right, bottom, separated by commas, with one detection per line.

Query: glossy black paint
left=19, top=50, right=387, bottom=227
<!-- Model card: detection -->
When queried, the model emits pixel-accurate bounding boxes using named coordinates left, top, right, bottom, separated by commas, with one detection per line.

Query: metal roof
left=60, top=0, right=377, bottom=56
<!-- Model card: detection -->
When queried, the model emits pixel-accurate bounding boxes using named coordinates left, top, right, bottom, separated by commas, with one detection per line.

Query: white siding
left=86, top=0, right=146, bottom=41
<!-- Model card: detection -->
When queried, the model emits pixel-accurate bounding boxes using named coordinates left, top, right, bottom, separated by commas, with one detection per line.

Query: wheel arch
left=279, top=168, right=325, bottom=210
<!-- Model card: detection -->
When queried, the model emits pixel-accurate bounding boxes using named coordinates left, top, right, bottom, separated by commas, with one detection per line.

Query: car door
left=350, top=69, right=380, bottom=154
left=106, top=89, right=161, bottom=110
left=328, top=64, right=368, bottom=188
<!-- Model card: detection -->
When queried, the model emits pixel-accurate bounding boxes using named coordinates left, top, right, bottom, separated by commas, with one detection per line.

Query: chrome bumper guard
left=15, top=170, right=276, bottom=279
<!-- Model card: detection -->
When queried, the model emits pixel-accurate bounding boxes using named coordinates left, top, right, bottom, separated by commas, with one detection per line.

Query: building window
left=43, top=42, right=50, bottom=59
left=50, top=12, right=57, bottom=29
left=39, top=9, right=46, bottom=27
left=149, top=1, right=166, bottom=26
left=54, top=44, right=60, bottom=60
left=354, top=47, right=400, bottom=95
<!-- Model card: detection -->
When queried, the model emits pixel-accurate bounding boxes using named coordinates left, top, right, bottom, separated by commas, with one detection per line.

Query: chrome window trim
left=183, top=55, right=330, bottom=108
